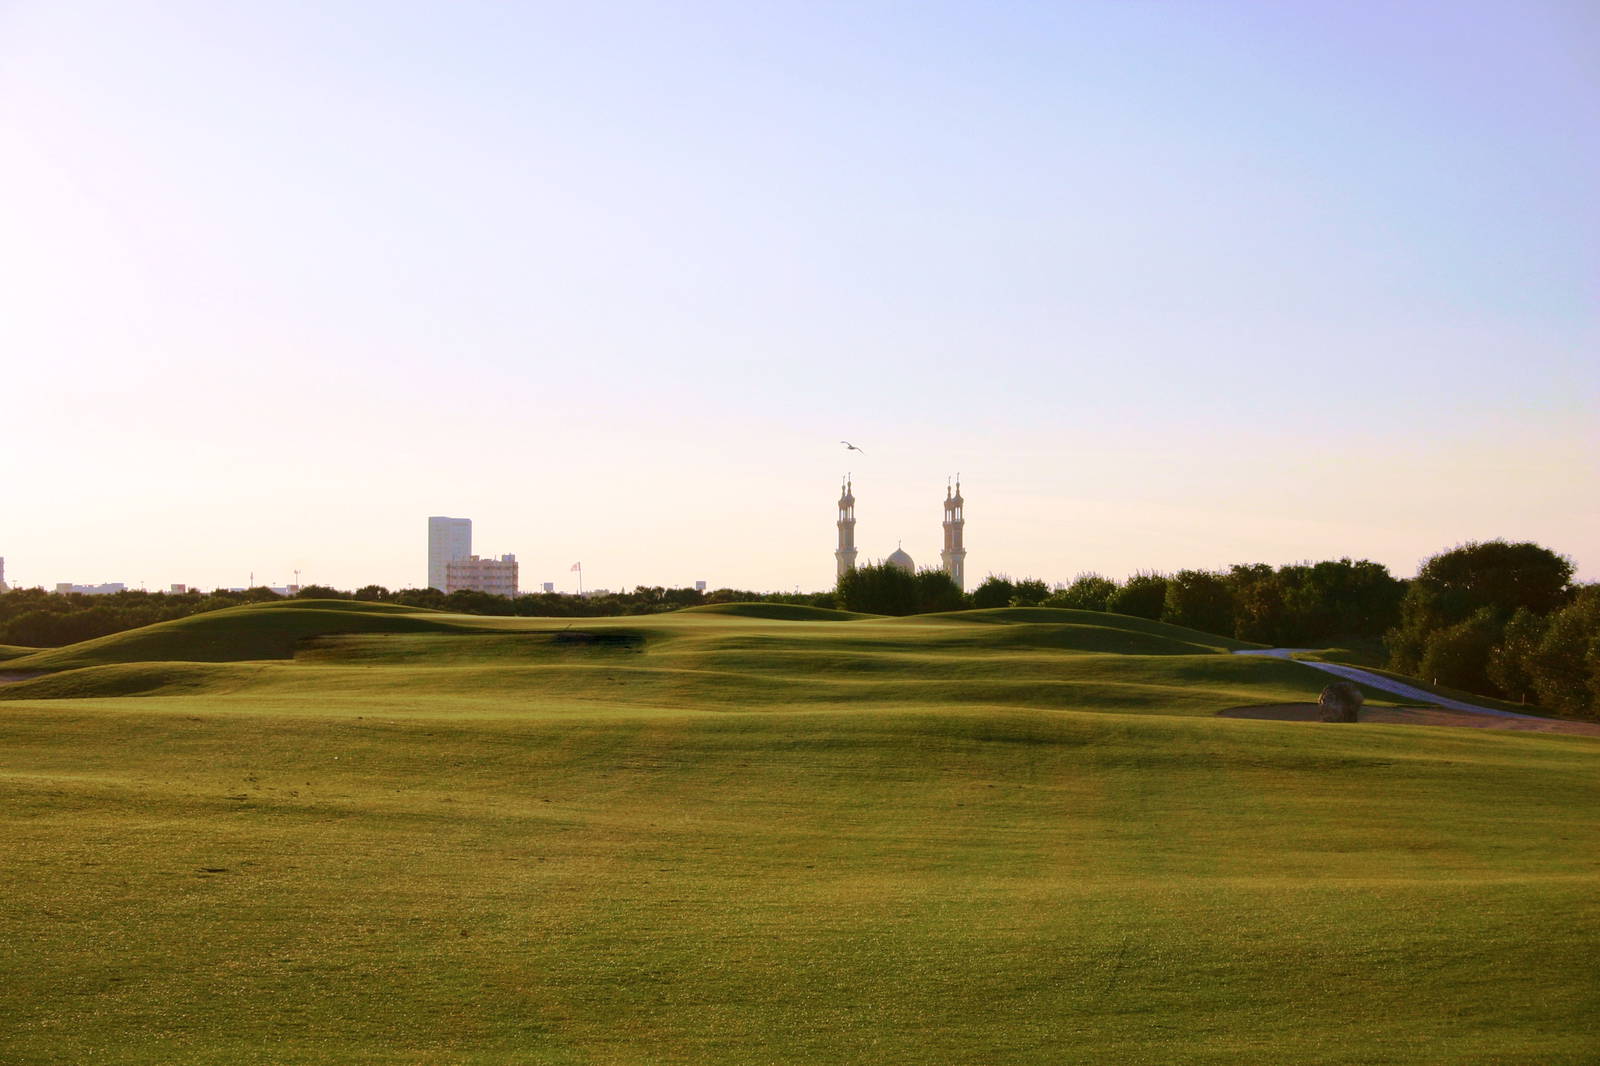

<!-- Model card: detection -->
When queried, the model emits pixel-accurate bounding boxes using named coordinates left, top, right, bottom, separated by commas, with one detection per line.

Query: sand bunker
left=1220, top=703, right=1600, bottom=737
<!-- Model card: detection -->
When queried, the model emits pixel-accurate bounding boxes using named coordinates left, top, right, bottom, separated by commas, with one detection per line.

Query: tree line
left=4, top=540, right=1593, bottom=716
left=0, top=583, right=818, bottom=648
left=839, top=557, right=1407, bottom=649
left=835, top=541, right=1597, bottom=717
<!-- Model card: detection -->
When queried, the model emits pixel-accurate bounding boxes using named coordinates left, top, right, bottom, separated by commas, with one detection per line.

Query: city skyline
left=3, top=2, right=1595, bottom=592
left=6, top=464, right=1595, bottom=596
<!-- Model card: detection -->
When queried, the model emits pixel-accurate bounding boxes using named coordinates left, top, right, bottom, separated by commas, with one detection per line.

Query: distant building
left=939, top=481, right=967, bottom=591
left=170, top=584, right=187, bottom=595
left=445, top=554, right=518, bottom=597
left=0, top=556, right=7, bottom=591
left=833, top=477, right=968, bottom=590
left=694, top=580, right=707, bottom=591
left=428, top=516, right=472, bottom=591
left=54, top=582, right=127, bottom=596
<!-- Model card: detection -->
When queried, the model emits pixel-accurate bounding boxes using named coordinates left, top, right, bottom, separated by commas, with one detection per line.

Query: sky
left=2, top=0, right=1596, bottom=594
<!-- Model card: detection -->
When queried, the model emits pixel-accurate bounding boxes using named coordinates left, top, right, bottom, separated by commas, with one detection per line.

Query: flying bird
left=841, top=441, right=865, bottom=454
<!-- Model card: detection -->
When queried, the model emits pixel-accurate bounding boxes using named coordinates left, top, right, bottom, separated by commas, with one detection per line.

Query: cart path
left=1230, top=648, right=1551, bottom=721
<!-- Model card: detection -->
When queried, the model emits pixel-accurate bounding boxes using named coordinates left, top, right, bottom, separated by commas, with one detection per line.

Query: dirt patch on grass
left=1219, top=703, right=1600, bottom=737
left=0, top=671, right=46, bottom=686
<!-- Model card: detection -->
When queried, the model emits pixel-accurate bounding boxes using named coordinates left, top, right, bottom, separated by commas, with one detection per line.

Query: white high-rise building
left=427, top=516, right=472, bottom=591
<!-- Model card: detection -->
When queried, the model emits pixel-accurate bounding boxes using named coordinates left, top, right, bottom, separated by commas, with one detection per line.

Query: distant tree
left=1310, top=559, right=1405, bottom=636
left=443, top=589, right=514, bottom=615
left=2, top=610, right=66, bottom=647
left=913, top=569, right=966, bottom=613
left=1418, top=608, right=1505, bottom=695
left=1524, top=585, right=1600, bottom=716
left=391, top=587, right=447, bottom=610
left=295, top=585, right=347, bottom=600
left=1162, top=569, right=1235, bottom=637
left=659, top=586, right=708, bottom=610
left=1046, top=573, right=1117, bottom=612
left=1487, top=608, right=1547, bottom=705
left=1107, top=572, right=1167, bottom=620
left=1388, top=540, right=1573, bottom=677
left=1418, top=540, right=1573, bottom=617
left=837, top=562, right=920, bottom=616
left=971, top=576, right=1015, bottom=610
left=1008, top=578, right=1051, bottom=608
left=1228, top=564, right=1288, bottom=644
left=353, top=585, right=391, bottom=602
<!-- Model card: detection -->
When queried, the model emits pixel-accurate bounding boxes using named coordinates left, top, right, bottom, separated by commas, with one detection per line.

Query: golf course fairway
left=2, top=602, right=1595, bottom=1064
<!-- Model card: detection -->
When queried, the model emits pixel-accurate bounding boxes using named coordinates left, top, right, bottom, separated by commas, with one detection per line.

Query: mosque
left=834, top=477, right=966, bottom=590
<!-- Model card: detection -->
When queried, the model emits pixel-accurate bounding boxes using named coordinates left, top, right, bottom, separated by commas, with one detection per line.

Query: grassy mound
left=901, top=607, right=1260, bottom=652
left=0, top=661, right=265, bottom=700
left=0, top=606, right=1401, bottom=715
left=0, top=644, right=38, bottom=662
left=248, top=597, right=439, bottom=614
left=681, top=601, right=868, bottom=621
left=1, top=604, right=1595, bottom=1062
left=3, top=601, right=507, bottom=672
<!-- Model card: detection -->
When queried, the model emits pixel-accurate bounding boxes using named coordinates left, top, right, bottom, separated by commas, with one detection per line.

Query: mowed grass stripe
left=2, top=604, right=1597, bottom=1064
left=3, top=706, right=1596, bottom=1063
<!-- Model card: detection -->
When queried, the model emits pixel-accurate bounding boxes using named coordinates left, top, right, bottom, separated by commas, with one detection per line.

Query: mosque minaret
left=833, top=476, right=967, bottom=590
left=940, top=478, right=966, bottom=591
left=835, top=477, right=858, bottom=581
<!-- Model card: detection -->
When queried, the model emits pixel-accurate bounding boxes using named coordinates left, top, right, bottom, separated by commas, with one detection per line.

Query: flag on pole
left=570, top=562, right=581, bottom=571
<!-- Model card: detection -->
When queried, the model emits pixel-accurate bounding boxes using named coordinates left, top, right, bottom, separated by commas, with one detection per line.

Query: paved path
left=1231, top=649, right=1551, bottom=721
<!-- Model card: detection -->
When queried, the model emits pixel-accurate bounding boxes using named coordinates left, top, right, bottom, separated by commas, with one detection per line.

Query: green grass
left=1298, top=634, right=1389, bottom=669
left=682, top=601, right=870, bottom=621
left=2, top=602, right=1596, bottom=1064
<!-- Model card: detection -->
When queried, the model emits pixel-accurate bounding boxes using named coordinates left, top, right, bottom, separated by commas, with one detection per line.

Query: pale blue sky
left=2, top=1, right=1595, bottom=592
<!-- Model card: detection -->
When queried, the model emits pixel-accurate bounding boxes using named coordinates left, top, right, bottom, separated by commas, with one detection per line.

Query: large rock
left=1317, top=682, right=1364, bottom=722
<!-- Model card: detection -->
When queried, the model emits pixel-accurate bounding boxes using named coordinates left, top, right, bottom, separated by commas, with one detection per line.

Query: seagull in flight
left=841, top=441, right=865, bottom=454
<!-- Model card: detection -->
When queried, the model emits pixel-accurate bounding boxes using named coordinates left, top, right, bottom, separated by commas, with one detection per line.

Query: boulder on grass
left=1317, top=682, right=1363, bottom=722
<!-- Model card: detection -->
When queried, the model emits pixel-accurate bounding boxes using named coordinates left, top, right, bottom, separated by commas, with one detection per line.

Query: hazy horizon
left=4, top=1, right=1596, bottom=593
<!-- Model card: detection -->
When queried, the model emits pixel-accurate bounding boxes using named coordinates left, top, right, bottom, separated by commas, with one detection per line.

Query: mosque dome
left=886, top=547, right=915, bottom=574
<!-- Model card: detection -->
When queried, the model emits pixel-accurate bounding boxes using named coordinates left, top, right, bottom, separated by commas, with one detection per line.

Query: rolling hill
left=1, top=602, right=1595, bottom=1064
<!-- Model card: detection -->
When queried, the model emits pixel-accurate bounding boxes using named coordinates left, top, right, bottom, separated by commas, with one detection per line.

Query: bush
left=1418, top=608, right=1505, bottom=696
left=1525, top=586, right=1600, bottom=716
left=837, top=563, right=920, bottom=616
left=1486, top=609, right=1547, bottom=705
left=1107, top=573, right=1167, bottom=620
left=1046, top=573, right=1117, bottom=612
left=1162, top=569, right=1235, bottom=637
left=1008, top=579, right=1050, bottom=608
left=913, top=570, right=966, bottom=613
left=1388, top=540, right=1574, bottom=694
left=1229, top=564, right=1288, bottom=644
left=971, top=576, right=1015, bottom=610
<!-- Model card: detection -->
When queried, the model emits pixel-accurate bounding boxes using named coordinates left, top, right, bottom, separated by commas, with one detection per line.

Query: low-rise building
left=445, top=554, right=518, bottom=597
left=54, top=582, right=127, bottom=596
